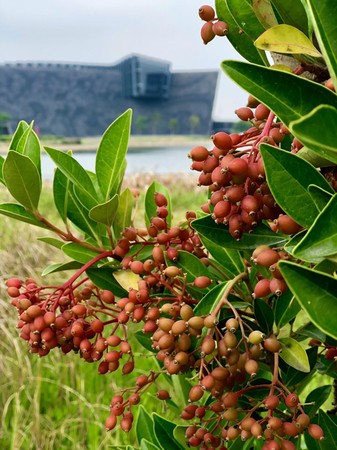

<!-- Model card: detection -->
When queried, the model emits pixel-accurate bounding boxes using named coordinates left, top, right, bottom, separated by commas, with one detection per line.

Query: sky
left=0, top=0, right=248, bottom=121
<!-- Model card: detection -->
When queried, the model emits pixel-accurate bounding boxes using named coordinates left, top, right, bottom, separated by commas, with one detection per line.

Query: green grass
left=0, top=175, right=205, bottom=450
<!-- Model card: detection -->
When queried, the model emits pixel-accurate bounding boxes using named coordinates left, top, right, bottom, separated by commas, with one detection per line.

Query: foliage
left=1, top=1, right=337, bottom=449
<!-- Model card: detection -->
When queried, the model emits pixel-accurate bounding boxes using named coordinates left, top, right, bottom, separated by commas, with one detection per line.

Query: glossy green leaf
left=255, top=24, right=321, bottom=56
left=297, top=146, right=337, bottom=168
left=66, top=183, right=104, bottom=242
left=293, top=194, right=337, bottom=262
left=89, top=194, right=119, bottom=226
left=16, top=125, right=41, bottom=174
left=295, top=322, right=326, bottom=343
left=170, top=250, right=211, bottom=285
left=0, top=203, right=47, bottom=228
left=279, top=261, right=337, bottom=340
left=254, top=298, right=274, bottom=333
left=283, top=230, right=306, bottom=255
left=281, top=347, right=317, bottom=386
left=61, top=242, right=100, bottom=264
left=193, top=282, right=228, bottom=317
left=45, top=146, right=98, bottom=208
left=305, top=410, right=337, bottom=450
left=192, top=215, right=286, bottom=250
left=215, top=0, right=266, bottom=64
left=9, top=120, right=29, bottom=150
left=145, top=180, right=171, bottom=228
left=95, top=109, right=132, bottom=200
left=260, top=144, right=332, bottom=227
left=304, top=385, right=332, bottom=417
left=226, top=0, right=266, bottom=41
left=221, top=60, right=337, bottom=127
left=53, top=168, right=69, bottom=223
left=252, top=0, right=278, bottom=29
left=173, top=426, right=191, bottom=450
left=306, top=0, right=337, bottom=91
left=113, top=188, right=134, bottom=239
left=273, top=290, right=301, bottom=329
left=41, top=261, right=83, bottom=276
left=152, top=413, right=184, bottom=450
left=86, top=267, right=128, bottom=298
left=308, top=185, right=333, bottom=212
left=199, top=234, right=245, bottom=277
left=291, top=105, right=337, bottom=166
left=140, top=439, right=161, bottom=450
left=279, top=337, right=310, bottom=372
left=136, top=406, right=160, bottom=448
left=270, top=0, right=309, bottom=35
left=3, top=150, right=41, bottom=211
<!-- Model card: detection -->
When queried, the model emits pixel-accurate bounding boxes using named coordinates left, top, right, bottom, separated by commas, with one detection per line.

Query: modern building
left=0, top=54, right=219, bottom=137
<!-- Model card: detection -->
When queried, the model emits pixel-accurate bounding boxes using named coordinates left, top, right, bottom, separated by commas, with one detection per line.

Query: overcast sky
left=0, top=0, right=248, bottom=120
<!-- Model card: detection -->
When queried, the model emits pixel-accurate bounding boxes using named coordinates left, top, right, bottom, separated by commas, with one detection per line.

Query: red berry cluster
left=189, top=96, right=302, bottom=240
left=198, top=5, right=229, bottom=45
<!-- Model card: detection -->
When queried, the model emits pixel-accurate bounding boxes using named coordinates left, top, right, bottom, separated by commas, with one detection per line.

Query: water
left=41, top=146, right=193, bottom=179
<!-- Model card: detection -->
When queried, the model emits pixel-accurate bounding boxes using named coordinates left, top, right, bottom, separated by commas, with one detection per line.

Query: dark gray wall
left=0, top=62, right=218, bottom=136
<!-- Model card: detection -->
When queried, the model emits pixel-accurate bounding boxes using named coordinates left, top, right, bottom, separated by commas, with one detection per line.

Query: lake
left=41, top=146, right=194, bottom=179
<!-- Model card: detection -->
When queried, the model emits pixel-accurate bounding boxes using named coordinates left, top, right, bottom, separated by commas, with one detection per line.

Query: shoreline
left=0, top=134, right=211, bottom=154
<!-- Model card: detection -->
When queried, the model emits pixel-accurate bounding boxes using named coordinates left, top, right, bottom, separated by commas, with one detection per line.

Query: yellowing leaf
left=255, top=24, right=322, bottom=57
left=114, top=270, right=139, bottom=291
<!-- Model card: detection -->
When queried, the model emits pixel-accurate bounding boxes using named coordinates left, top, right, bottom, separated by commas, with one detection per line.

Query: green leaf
left=152, top=413, right=184, bottom=450
left=215, top=0, right=266, bottom=65
left=283, top=229, right=306, bottom=255
left=140, top=439, right=161, bottom=450
left=260, top=144, right=333, bottom=228
left=95, top=109, right=132, bottom=200
left=89, top=194, right=119, bottom=226
left=254, top=298, right=274, bottom=333
left=308, top=185, right=333, bottom=212
left=45, top=146, right=98, bottom=209
left=297, top=146, right=337, bottom=168
left=53, top=168, right=69, bottom=223
left=135, top=331, right=155, bottom=353
left=270, top=0, right=309, bottom=35
left=136, top=406, right=160, bottom=448
left=293, top=194, right=337, bottom=262
left=86, top=268, right=128, bottom=298
left=226, top=0, right=266, bottom=41
left=0, top=203, right=48, bottom=228
left=255, top=24, right=321, bottom=56
left=38, top=236, right=65, bottom=249
left=295, top=322, right=326, bottom=342
left=304, top=385, right=332, bottom=417
left=291, top=105, right=337, bottom=166
left=279, top=261, right=337, bottom=340
left=221, top=60, right=337, bottom=127
left=281, top=347, right=317, bottom=386
left=3, top=151, right=41, bottom=211
left=273, top=290, right=301, bottom=329
left=199, top=234, right=246, bottom=278
left=173, top=426, right=191, bottom=450
left=306, top=0, right=337, bottom=91
left=145, top=180, right=172, bottom=228
left=192, top=215, right=286, bottom=250
left=9, top=120, right=29, bottom=150
left=305, top=410, right=337, bottom=450
left=16, top=125, right=41, bottom=174
left=113, top=188, right=134, bottom=239
left=252, top=0, right=278, bottom=29
left=193, top=282, right=228, bottom=316
left=0, top=155, right=4, bottom=184
left=61, top=242, right=100, bottom=264
left=41, top=261, right=83, bottom=276
left=278, top=337, right=310, bottom=372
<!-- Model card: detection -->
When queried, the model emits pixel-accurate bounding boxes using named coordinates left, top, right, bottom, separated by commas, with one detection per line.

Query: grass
left=0, top=174, right=205, bottom=450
